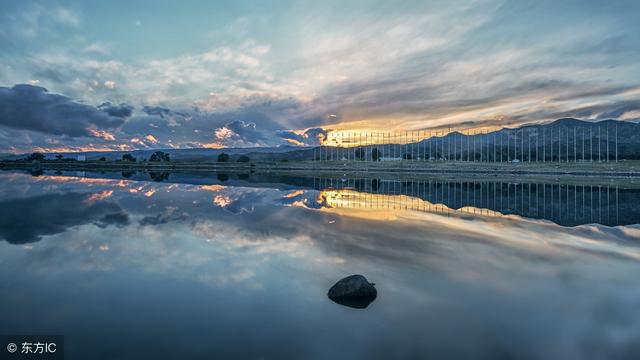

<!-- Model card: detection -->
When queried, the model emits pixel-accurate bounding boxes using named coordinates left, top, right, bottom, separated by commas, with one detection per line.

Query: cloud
left=213, top=120, right=271, bottom=147
left=142, top=106, right=174, bottom=118
left=82, top=42, right=111, bottom=55
left=277, top=127, right=329, bottom=146
left=103, top=80, right=116, bottom=89
left=0, top=84, right=127, bottom=137
left=97, top=102, right=134, bottom=118
left=0, top=192, right=129, bottom=244
left=2, top=1, right=640, bottom=152
left=53, top=7, right=80, bottom=27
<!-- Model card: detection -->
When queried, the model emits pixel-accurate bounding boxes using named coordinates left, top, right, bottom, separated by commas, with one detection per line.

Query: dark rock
left=327, top=274, right=377, bottom=309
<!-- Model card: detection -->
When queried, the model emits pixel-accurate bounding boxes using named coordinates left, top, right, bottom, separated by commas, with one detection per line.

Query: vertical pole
left=354, top=131, right=357, bottom=162
left=535, top=126, right=538, bottom=162
left=582, top=126, right=585, bottom=162
left=448, top=127, right=451, bottom=161
left=558, top=126, right=561, bottom=163
left=615, top=122, right=618, bottom=162
left=338, top=132, right=341, bottom=161
left=358, top=131, right=365, bottom=161
left=589, top=124, right=593, bottom=162
left=397, top=131, right=400, bottom=160
left=607, top=124, right=610, bottom=162
left=441, top=130, right=445, bottom=161
left=565, top=127, right=568, bottom=163
left=543, top=126, right=546, bottom=162
left=418, top=130, right=427, bottom=161
left=466, top=129, right=470, bottom=161
left=422, top=129, right=425, bottom=161
left=339, top=132, right=342, bottom=161
left=507, top=129, right=510, bottom=162
left=329, top=132, right=332, bottom=161
left=528, top=127, right=531, bottom=162
left=472, top=130, right=476, bottom=162
left=521, top=127, right=524, bottom=162
left=411, top=130, right=415, bottom=161
left=480, top=130, right=483, bottom=162
left=549, top=125, right=553, bottom=162
left=392, top=131, right=395, bottom=160
left=350, top=131, right=353, bottom=162
left=428, top=130, right=431, bottom=161
left=500, top=129, right=503, bottom=162
left=486, top=129, right=489, bottom=162
left=348, top=131, right=351, bottom=161
left=381, top=131, right=384, bottom=160
left=598, top=125, right=601, bottom=162
left=344, top=131, right=347, bottom=161
left=404, top=131, right=407, bottom=161
left=573, top=126, right=578, bottom=162
left=416, top=130, right=419, bottom=161
left=493, top=131, right=496, bottom=163
left=363, top=132, right=366, bottom=162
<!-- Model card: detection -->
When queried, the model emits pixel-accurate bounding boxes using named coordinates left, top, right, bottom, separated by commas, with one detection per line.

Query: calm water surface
left=1, top=170, right=639, bottom=359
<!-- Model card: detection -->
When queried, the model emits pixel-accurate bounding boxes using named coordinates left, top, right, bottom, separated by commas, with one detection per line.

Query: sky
left=1, top=0, right=640, bottom=153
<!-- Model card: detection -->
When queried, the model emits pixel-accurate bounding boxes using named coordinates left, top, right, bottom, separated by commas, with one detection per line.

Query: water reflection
left=0, top=170, right=639, bottom=359
left=0, top=192, right=129, bottom=244
left=4, top=168, right=639, bottom=227
left=312, top=177, right=634, bottom=227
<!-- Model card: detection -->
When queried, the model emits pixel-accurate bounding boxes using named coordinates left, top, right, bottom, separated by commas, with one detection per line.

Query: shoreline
left=3, top=160, right=640, bottom=188
left=3, top=159, right=640, bottom=177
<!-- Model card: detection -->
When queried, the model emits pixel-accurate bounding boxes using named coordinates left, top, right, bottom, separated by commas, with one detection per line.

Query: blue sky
left=1, top=0, right=639, bottom=153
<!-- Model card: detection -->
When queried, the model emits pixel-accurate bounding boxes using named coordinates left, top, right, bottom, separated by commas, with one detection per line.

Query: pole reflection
left=311, top=177, right=634, bottom=227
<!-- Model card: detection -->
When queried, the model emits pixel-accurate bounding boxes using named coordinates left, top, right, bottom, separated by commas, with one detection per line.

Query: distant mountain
left=3, top=118, right=639, bottom=162
left=312, top=119, right=640, bottom=161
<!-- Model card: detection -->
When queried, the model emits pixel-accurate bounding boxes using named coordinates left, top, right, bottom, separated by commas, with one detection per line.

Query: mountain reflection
left=1, top=169, right=639, bottom=240
left=311, top=177, right=634, bottom=227
left=1, top=170, right=639, bottom=359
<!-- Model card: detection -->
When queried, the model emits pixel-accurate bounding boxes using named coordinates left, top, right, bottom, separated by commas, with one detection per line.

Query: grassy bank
left=3, top=160, right=640, bottom=188
left=3, top=159, right=640, bottom=177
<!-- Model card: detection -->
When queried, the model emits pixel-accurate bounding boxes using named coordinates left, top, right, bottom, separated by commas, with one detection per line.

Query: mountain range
left=2, top=118, right=640, bottom=162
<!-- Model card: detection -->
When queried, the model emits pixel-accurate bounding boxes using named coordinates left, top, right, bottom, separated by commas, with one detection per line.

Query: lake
left=1, top=169, right=639, bottom=359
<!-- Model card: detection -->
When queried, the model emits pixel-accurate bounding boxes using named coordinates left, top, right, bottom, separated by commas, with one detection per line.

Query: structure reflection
left=312, top=177, right=635, bottom=227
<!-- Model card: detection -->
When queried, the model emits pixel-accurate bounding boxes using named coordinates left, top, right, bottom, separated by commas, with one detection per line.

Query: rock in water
left=327, top=275, right=377, bottom=309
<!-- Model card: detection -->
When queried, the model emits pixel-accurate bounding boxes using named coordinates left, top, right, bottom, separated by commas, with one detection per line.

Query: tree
left=371, top=148, right=381, bottom=161
left=355, top=148, right=365, bottom=160
left=55, top=154, right=63, bottom=160
left=27, top=152, right=45, bottom=162
left=122, top=154, right=136, bottom=162
left=149, top=151, right=170, bottom=162
left=149, top=172, right=169, bottom=182
left=217, top=153, right=230, bottom=162
left=237, top=155, right=250, bottom=163
left=99, top=156, right=107, bottom=161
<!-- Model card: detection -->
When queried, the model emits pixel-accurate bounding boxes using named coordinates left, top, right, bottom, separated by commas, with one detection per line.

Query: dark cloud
left=0, top=192, right=129, bottom=244
left=142, top=106, right=189, bottom=119
left=139, top=208, right=189, bottom=226
left=97, top=102, right=134, bottom=118
left=142, top=106, right=173, bottom=118
left=0, top=84, right=126, bottom=137
left=277, top=127, right=329, bottom=146
left=214, top=120, right=275, bottom=147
